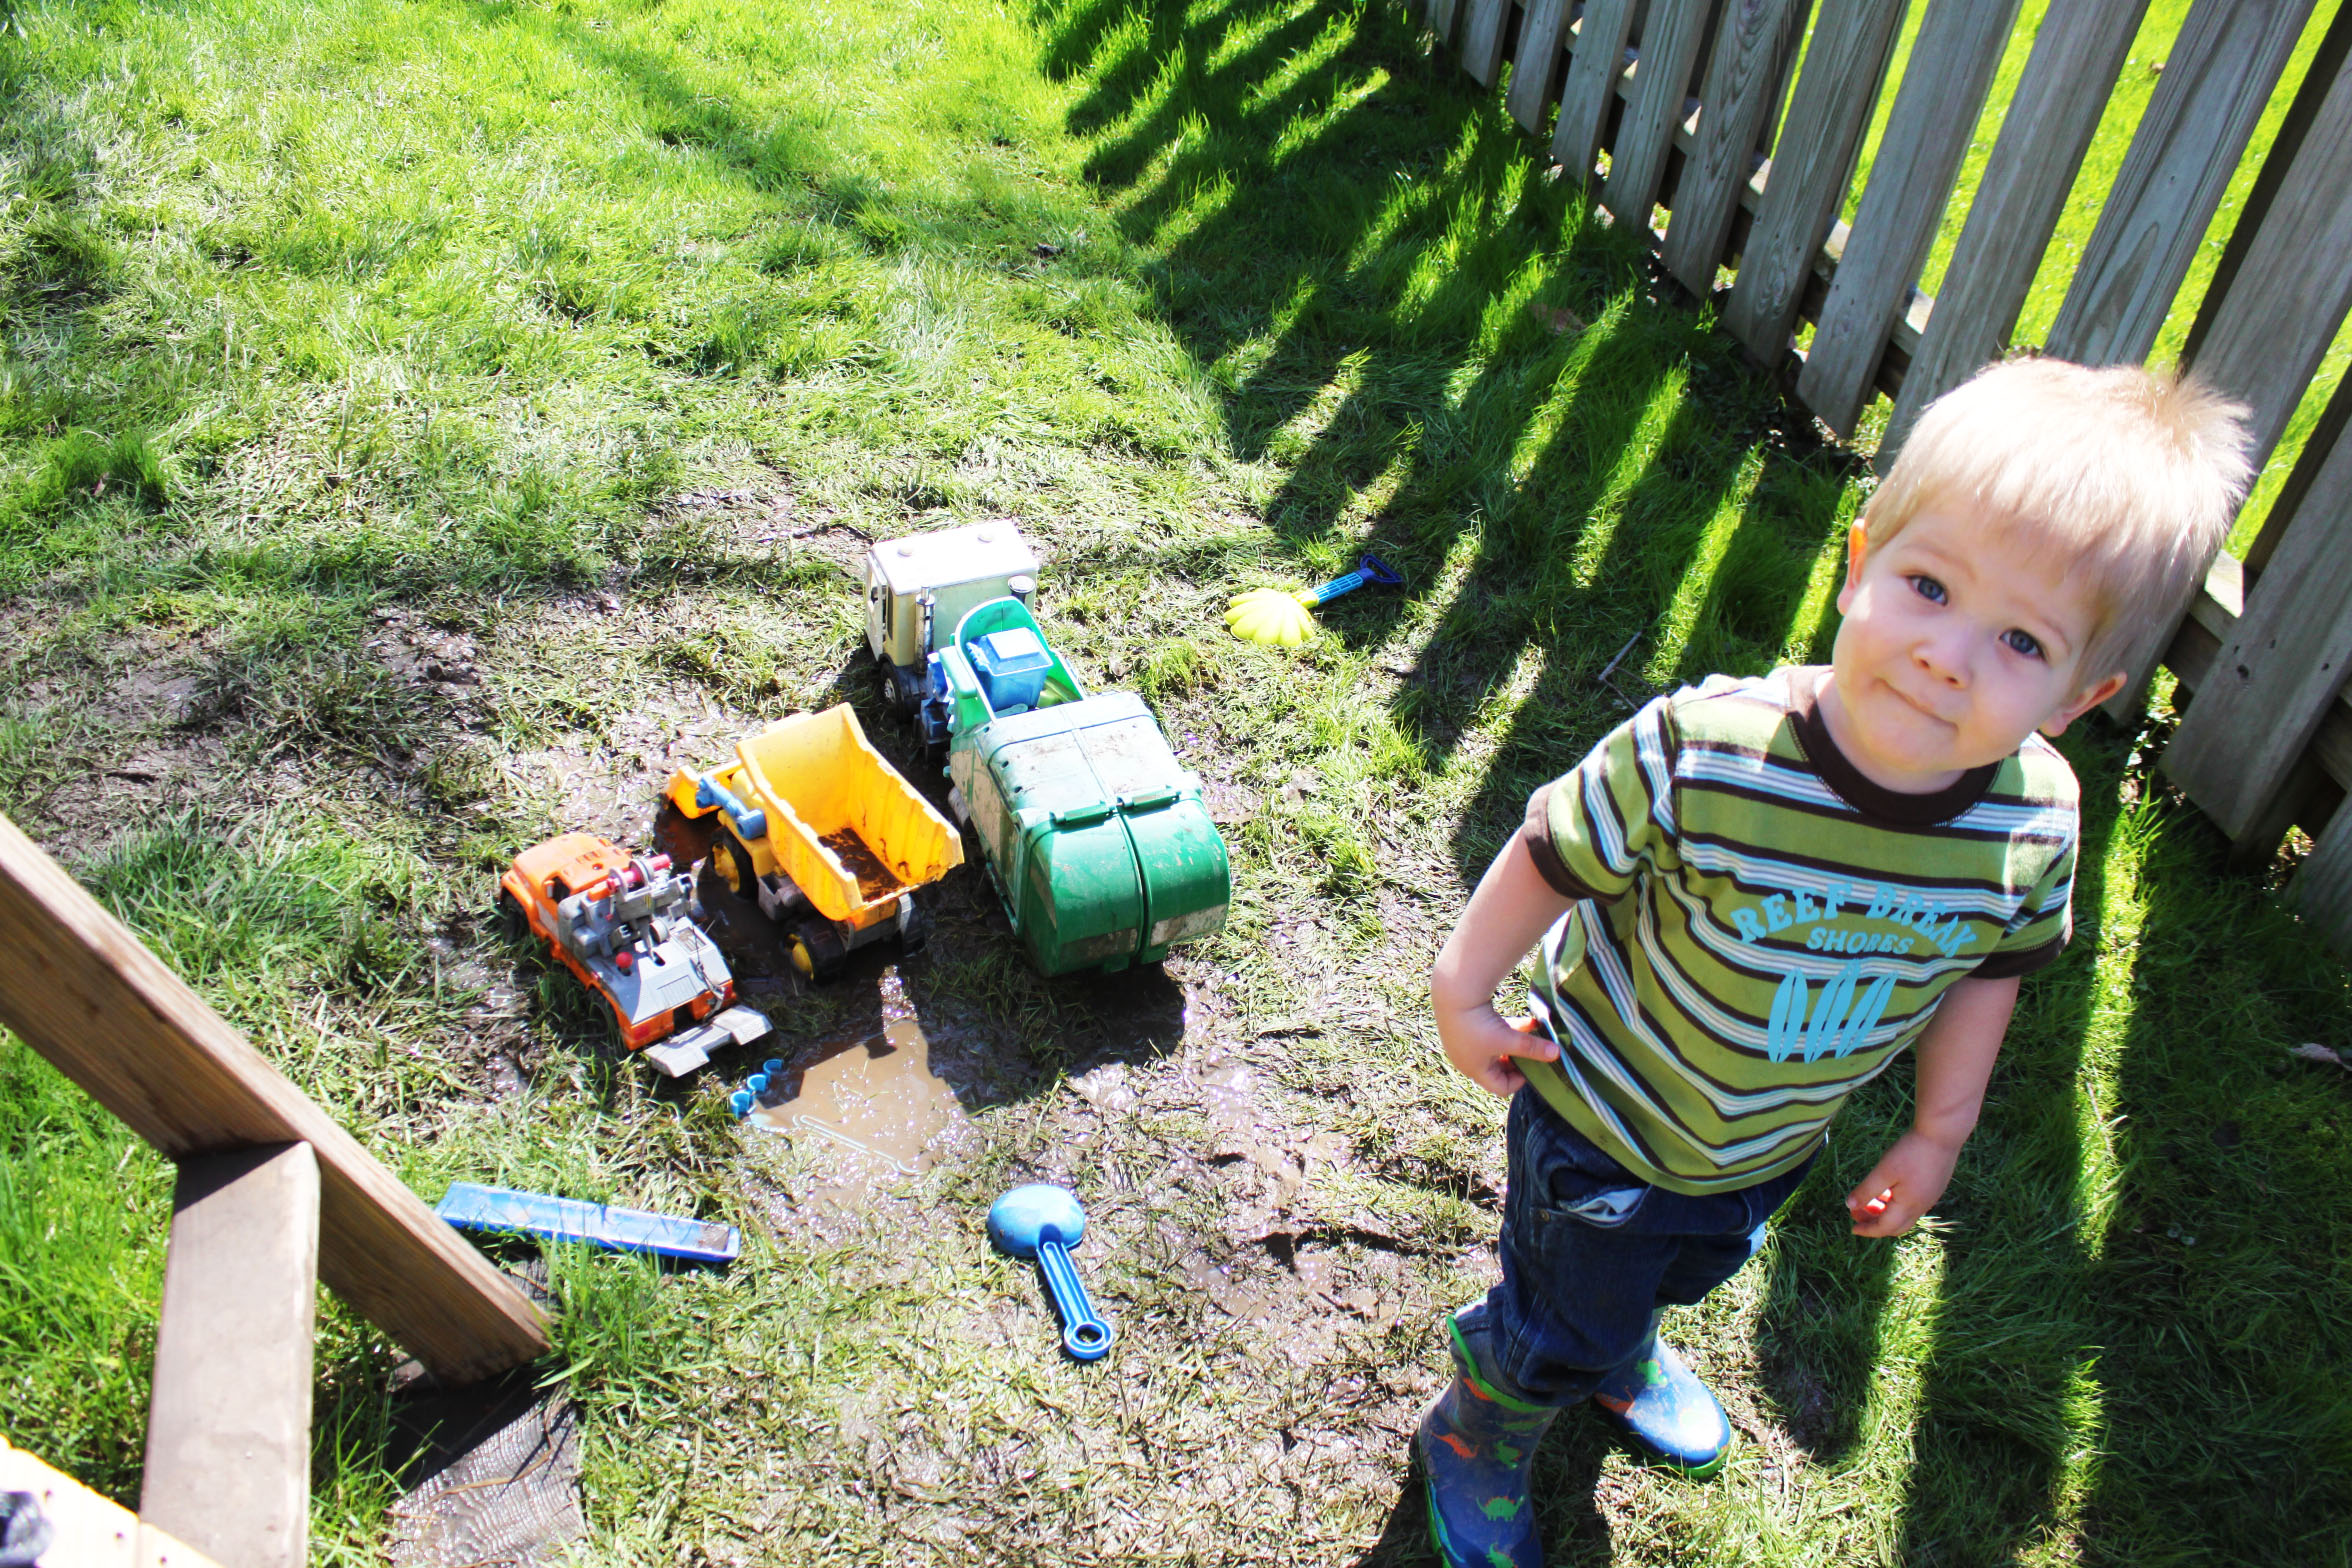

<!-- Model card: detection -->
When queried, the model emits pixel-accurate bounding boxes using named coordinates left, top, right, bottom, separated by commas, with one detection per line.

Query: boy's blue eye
left=1906, top=574, right=1946, bottom=604
left=2002, top=628, right=2044, bottom=659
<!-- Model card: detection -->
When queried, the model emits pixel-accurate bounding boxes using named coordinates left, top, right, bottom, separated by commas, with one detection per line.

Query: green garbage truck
left=927, top=597, right=1229, bottom=975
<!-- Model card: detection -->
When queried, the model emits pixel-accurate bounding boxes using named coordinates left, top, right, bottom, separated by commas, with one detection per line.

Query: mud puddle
left=746, top=1019, right=969, bottom=1192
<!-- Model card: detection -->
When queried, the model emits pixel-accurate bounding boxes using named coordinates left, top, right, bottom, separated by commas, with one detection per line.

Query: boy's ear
left=2040, top=670, right=2128, bottom=737
left=1835, top=522, right=1869, bottom=614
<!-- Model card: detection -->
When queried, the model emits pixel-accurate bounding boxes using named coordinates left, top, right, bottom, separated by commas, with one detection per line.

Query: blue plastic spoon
left=988, top=1184, right=1115, bottom=1361
left=1302, top=552, right=1404, bottom=607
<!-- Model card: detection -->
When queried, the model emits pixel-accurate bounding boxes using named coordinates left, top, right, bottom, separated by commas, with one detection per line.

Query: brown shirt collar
left=1785, top=666, right=2001, bottom=826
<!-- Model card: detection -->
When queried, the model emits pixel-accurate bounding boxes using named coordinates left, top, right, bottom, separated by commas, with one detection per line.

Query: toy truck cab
left=496, top=833, right=769, bottom=1078
left=930, top=598, right=1230, bottom=976
left=863, top=522, right=1041, bottom=722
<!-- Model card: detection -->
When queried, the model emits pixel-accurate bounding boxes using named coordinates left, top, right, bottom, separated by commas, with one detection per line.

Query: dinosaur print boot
left=1416, top=1312, right=1561, bottom=1568
left=1589, top=1315, right=1732, bottom=1478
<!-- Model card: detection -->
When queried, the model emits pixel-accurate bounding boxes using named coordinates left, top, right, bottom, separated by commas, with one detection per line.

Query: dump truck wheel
left=723, top=832, right=759, bottom=902
left=495, top=889, right=527, bottom=942
left=786, top=922, right=848, bottom=983
left=897, top=901, right=926, bottom=956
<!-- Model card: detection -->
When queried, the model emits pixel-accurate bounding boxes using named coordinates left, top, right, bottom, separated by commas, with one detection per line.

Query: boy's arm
left=1845, top=973, right=2018, bottom=1238
left=1430, top=833, right=1574, bottom=1097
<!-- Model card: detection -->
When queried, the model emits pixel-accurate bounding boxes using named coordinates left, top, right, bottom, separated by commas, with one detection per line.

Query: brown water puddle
left=745, top=1019, right=967, bottom=1180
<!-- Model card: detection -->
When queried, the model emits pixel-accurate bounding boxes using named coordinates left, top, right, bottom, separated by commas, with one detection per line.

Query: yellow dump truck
left=666, top=705, right=963, bottom=980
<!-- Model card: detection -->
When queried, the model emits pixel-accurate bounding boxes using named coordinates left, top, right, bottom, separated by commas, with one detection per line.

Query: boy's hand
left=1436, top=1007, right=1560, bottom=1099
left=1845, top=1128, right=1964, bottom=1238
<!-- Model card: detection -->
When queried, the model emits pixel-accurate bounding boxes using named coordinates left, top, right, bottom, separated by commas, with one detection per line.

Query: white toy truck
left=863, top=522, right=1041, bottom=741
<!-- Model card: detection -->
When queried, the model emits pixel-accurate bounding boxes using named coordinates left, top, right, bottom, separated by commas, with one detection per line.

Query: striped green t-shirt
left=1519, top=666, right=2077, bottom=1195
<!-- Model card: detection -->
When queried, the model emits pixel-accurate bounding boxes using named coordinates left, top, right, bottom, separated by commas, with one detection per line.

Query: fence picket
left=1603, top=0, right=1719, bottom=228
left=1720, top=0, right=1910, bottom=363
left=2164, top=409, right=2352, bottom=843
left=2295, top=798, right=2352, bottom=951
left=1552, top=0, right=1639, bottom=180
left=1797, top=0, right=2020, bottom=434
left=1882, top=0, right=2152, bottom=457
left=1660, top=0, right=1812, bottom=296
left=2045, top=0, right=2317, bottom=368
left=1459, top=0, right=1513, bottom=87
left=1428, top=0, right=1463, bottom=49
left=2180, top=46, right=2352, bottom=469
left=1507, top=0, right=1577, bottom=131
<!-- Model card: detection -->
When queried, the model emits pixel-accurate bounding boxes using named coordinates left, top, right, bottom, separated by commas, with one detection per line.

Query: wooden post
left=1880, top=0, right=2152, bottom=459
left=1505, top=0, right=1575, bottom=133
left=141, top=1145, right=319, bottom=1568
left=1457, top=0, right=1514, bottom=88
left=2044, top=0, right=2317, bottom=368
left=1601, top=0, right=1716, bottom=229
left=2163, top=412, right=2352, bottom=844
left=1552, top=0, right=1639, bottom=181
left=1719, top=0, right=1910, bottom=364
left=2176, top=38, right=2352, bottom=470
left=0, top=810, right=548, bottom=1384
left=2294, top=794, right=2352, bottom=953
left=1796, top=0, right=2021, bottom=435
left=1658, top=0, right=1811, bottom=298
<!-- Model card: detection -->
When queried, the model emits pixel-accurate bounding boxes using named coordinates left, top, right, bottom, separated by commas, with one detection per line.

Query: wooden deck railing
left=0, top=811, right=549, bottom=1568
left=1424, top=0, right=2352, bottom=950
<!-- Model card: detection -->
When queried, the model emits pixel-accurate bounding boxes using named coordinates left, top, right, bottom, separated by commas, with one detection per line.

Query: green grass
left=2, top=0, right=2349, bottom=1563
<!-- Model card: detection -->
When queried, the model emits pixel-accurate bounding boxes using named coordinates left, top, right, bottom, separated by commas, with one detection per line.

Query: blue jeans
left=1465, top=1088, right=1818, bottom=1407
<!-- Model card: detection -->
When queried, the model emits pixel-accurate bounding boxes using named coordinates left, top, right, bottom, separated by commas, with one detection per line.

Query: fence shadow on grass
left=1023, top=2, right=2352, bottom=1562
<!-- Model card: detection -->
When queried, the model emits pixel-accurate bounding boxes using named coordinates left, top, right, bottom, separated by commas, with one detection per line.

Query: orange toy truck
left=496, top=833, right=770, bottom=1077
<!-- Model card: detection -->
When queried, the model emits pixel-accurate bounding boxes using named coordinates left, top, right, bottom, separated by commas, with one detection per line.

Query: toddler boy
left=1420, top=358, right=2251, bottom=1568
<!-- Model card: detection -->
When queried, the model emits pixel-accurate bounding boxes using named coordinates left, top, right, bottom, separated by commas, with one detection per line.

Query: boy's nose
left=1912, top=630, right=1969, bottom=686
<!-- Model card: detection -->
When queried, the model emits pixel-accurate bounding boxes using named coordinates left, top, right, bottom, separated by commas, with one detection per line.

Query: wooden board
left=1427, top=0, right=1463, bottom=49
left=1505, top=0, right=1575, bottom=132
left=1602, top=0, right=1717, bottom=228
left=1551, top=0, right=1638, bottom=179
left=141, top=1145, right=319, bottom=1568
left=1720, top=0, right=1910, bottom=361
left=2044, top=0, right=2317, bottom=368
left=2182, top=1, right=2352, bottom=365
left=1881, top=0, right=2152, bottom=457
left=2294, top=795, right=2352, bottom=952
left=2177, top=41, right=2352, bottom=468
left=1457, top=0, right=1513, bottom=88
left=0, top=810, right=549, bottom=1385
left=1796, top=0, right=2022, bottom=435
left=0, top=1436, right=225, bottom=1568
left=1660, top=0, right=1811, bottom=297
left=2165, top=411, right=2352, bottom=842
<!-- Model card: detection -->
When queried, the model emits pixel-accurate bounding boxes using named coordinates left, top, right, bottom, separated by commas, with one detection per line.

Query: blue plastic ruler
left=436, top=1181, right=740, bottom=1265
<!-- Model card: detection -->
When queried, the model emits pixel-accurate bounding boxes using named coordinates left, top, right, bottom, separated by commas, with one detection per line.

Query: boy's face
left=1824, top=503, right=2126, bottom=793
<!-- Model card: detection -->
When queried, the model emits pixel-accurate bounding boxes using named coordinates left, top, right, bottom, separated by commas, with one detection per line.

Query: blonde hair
left=1868, top=357, right=2254, bottom=682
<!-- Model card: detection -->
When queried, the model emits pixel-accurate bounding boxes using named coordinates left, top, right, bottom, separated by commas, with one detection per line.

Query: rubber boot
left=1416, top=1312, right=1561, bottom=1568
left=1589, top=1314, right=1732, bottom=1478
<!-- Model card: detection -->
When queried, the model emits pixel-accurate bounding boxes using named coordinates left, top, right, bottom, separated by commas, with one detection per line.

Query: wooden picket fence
left=1423, top=0, right=2352, bottom=951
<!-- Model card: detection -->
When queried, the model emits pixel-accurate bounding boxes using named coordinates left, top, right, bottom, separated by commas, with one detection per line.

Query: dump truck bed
left=728, top=705, right=963, bottom=927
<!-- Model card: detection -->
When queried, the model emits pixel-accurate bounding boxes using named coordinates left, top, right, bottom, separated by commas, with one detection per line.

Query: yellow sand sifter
left=1224, top=554, right=1403, bottom=648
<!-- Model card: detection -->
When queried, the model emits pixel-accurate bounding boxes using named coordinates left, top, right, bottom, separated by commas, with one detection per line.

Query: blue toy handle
left=1302, top=553, right=1404, bottom=607
left=695, top=772, right=768, bottom=842
left=1036, top=1239, right=1115, bottom=1361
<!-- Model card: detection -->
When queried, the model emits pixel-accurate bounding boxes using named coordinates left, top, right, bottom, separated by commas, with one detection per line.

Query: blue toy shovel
left=988, top=1184, right=1115, bottom=1361
left=1225, top=553, right=1404, bottom=648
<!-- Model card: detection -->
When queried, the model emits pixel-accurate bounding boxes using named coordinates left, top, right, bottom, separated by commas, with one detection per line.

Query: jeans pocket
left=1510, top=1092, right=1651, bottom=1233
